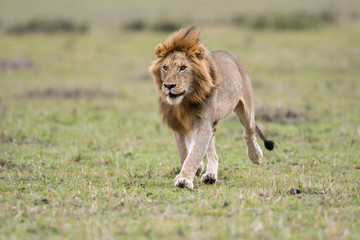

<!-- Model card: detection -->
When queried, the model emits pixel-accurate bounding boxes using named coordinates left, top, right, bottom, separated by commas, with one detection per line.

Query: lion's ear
left=155, top=44, right=167, bottom=58
left=190, top=45, right=205, bottom=60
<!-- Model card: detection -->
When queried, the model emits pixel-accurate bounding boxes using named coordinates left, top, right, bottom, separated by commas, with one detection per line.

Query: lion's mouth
left=168, top=91, right=186, bottom=99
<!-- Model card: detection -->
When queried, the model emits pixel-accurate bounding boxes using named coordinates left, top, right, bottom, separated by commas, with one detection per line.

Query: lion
left=149, top=26, right=274, bottom=189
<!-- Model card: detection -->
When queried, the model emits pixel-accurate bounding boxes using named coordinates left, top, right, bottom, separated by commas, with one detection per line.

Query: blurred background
left=1, top=0, right=360, bottom=239
left=1, top=0, right=359, bottom=139
left=1, top=0, right=360, bottom=27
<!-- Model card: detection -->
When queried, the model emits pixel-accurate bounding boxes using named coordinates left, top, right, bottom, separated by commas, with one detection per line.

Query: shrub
left=320, top=9, right=339, bottom=23
left=232, top=11, right=339, bottom=31
left=252, top=16, right=270, bottom=29
left=123, top=20, right=146, bottom=31
left=272, top=12, right=320, bottom=30
left=152, top=21, right=181, bottom=32
left=7, top=19, right=89, bottom=34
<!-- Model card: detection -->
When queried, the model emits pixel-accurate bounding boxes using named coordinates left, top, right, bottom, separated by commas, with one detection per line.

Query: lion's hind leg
left=201, top=135, right=218, bottom=184
left=234, top=100, right=263, bottom=164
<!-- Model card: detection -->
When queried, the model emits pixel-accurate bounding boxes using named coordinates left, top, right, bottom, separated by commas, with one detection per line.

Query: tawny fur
left=149, top=26, right=272, bottom=190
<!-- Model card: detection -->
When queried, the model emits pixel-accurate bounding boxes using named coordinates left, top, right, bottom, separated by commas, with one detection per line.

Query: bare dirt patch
left=19, top=87, right=121, bottom=100
left=255, top=105, right=307, bottom=124
left=0, top=58, right=34, bottom=71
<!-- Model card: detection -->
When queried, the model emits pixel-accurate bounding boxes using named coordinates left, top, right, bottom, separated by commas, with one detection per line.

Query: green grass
left=1, top=19, right=360, bottom=240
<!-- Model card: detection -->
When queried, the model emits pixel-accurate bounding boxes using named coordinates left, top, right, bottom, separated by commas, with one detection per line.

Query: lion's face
left=160, top=51, right=194, bottom=105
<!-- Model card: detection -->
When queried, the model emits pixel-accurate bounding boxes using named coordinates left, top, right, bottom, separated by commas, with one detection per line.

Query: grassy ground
left=1, top=11, right=360, bottom=240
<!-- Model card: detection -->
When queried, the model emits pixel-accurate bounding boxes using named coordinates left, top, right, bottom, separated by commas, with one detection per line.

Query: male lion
left=149, top=27, right=274, bottom=189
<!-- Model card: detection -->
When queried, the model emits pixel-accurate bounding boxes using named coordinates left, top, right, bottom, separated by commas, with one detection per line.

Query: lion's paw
left=201, top=172, right=217, bottom=185
left=195, top=161, right=204, bottom=177
left=247, top=143, right=263, bottom=165
left=174, top=175, right=193, bottom=190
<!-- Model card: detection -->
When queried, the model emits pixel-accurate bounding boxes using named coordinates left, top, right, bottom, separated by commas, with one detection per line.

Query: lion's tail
left=255, top=124, right=275, bottom=151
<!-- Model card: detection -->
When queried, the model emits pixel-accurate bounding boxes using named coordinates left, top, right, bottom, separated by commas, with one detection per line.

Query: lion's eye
left=162, top=66, right=168, bottom=71
left=180, top=66, right=187, bottom=71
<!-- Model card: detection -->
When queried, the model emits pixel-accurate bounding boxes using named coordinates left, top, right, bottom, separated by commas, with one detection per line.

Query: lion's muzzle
left=164, top=88, right=186, bottom=105
left=169, top=90, right=186, bottom=99
left=163, top=84, right=186, bottom=98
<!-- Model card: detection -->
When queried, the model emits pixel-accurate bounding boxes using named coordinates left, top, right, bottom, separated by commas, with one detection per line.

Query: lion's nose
left=164, top=83, right=176, bottom=90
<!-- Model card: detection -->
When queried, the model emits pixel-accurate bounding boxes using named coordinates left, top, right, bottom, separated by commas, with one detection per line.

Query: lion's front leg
left=201, top=135, right=218, bottom=184
left=174, top=132, right=204, bottom=177
left=175, top=123, right=213, bottom=189
left=174, top=132, right=188, bottom=166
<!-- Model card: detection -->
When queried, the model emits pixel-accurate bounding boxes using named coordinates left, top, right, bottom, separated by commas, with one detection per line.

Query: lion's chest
left=160, top=99, right=204, bottom=134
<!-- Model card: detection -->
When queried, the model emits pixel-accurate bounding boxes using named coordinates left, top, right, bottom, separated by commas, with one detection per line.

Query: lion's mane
left=149, top=27, right=218, bottom=134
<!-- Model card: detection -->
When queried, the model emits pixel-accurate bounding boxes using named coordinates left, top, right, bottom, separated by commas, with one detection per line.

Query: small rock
left=290, top=188, right=302, bottom=195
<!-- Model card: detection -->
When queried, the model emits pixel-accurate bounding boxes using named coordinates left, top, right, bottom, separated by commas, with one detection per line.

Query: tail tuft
left=264, top=140, right=275, bottom=151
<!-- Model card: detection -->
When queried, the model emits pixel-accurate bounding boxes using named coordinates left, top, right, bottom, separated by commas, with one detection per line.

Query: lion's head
left=157, top=51, right=194, bottom=105
left=149, top=27, right=218, bottom=134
